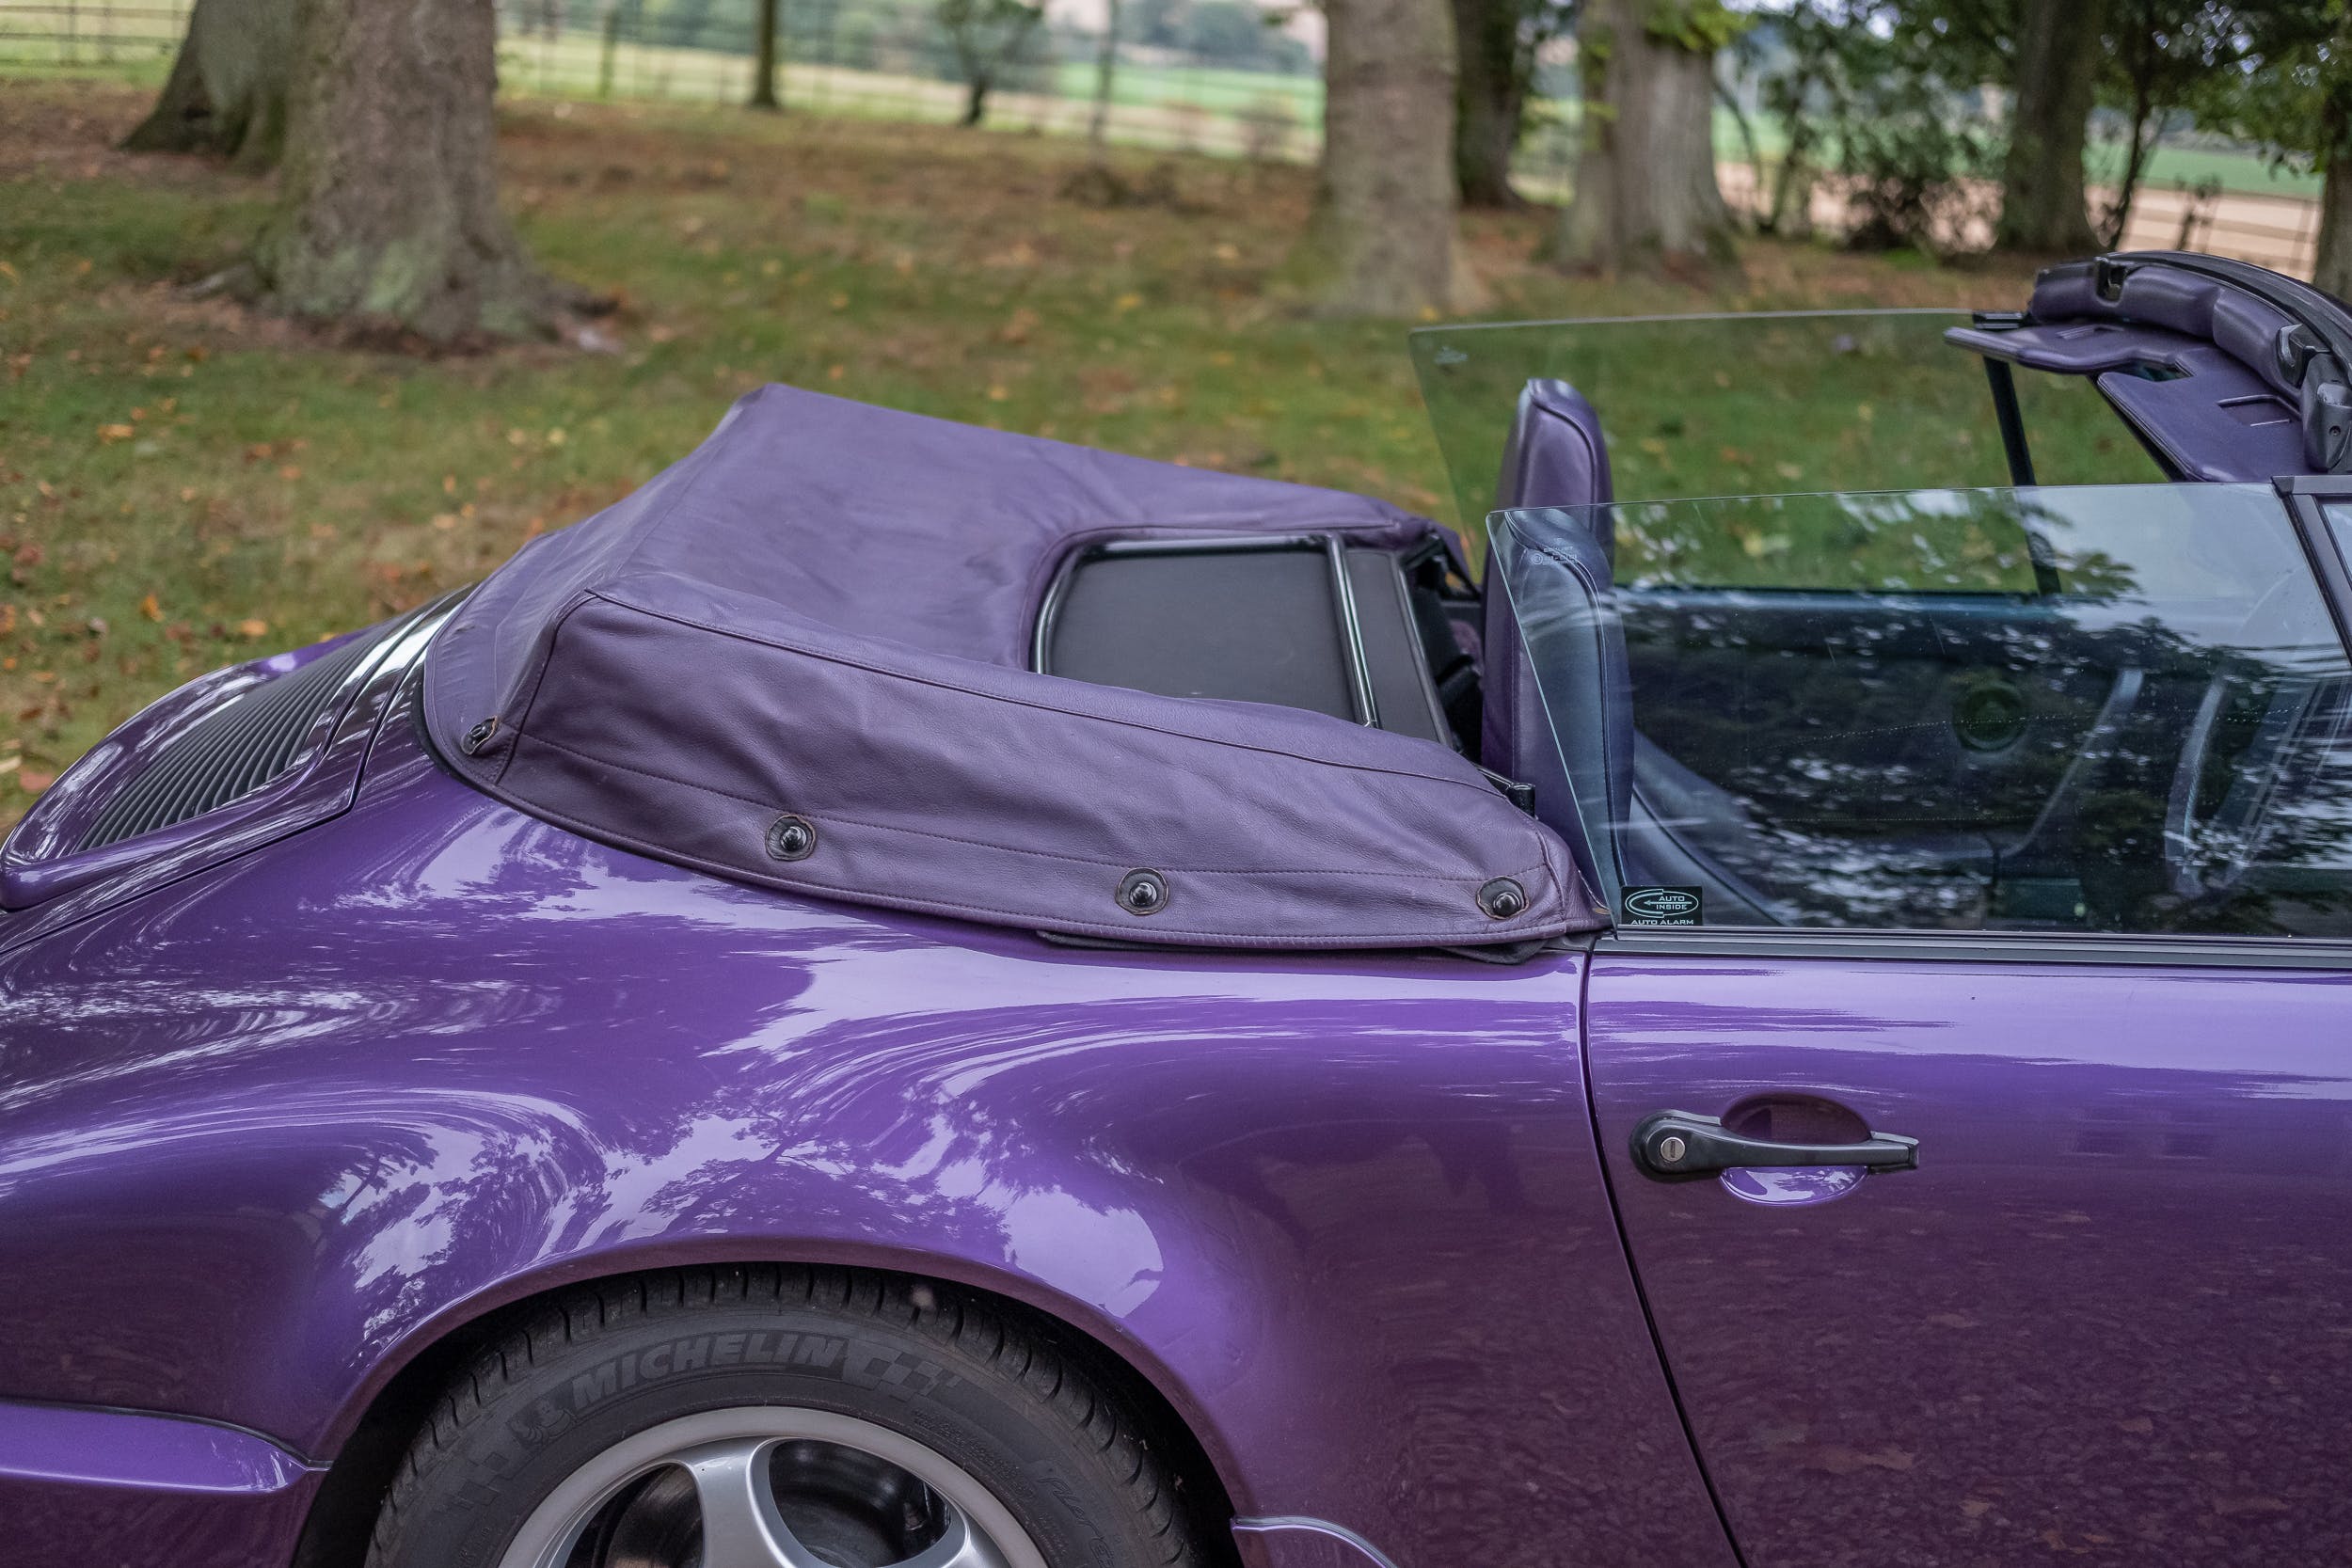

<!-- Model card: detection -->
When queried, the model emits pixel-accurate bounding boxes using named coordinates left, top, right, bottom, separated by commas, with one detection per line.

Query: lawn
left=0, top=78, right=2055, bottom=824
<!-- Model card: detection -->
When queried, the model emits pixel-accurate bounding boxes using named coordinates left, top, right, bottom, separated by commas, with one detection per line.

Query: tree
left=1087, top=0, right=1123, bottom=158
left=2094, top=0, right=2239, bottom=248
left=751, top=0, right=784, bottom=109
left=1760, top=0, right=1999, bottom=254
left=2194, top=1, right=2352, bottom=296
left=1995, top=0, right=2105, bottom=252
left=1452, top=0, right=1573, bottom=207
left=121, top=0, right=295, bottom=169
left=1549, top=0, right=1742, bottom=271
left=250, top=0, right=563, bottom=343
left=1284, top=0, right=1470, bottom=313
left=937, top=0, right=1046, bottom=126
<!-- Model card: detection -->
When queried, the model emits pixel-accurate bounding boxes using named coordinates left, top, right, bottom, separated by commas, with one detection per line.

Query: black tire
left=365, top=1265, right=1205, bottom=1568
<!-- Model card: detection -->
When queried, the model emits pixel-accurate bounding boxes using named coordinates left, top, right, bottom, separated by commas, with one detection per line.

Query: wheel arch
left=288, top=1253, right=1245, bottom=1568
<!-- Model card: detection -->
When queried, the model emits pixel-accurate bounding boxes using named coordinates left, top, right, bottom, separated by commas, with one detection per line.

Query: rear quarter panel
left=0, top=700, right=1725, bottom=1568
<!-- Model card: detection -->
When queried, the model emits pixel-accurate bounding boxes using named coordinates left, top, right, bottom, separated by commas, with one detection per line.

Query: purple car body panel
left=14, top=253, right=2352, bottom=1568
left=0, top=1399, right=326, bottom=1565
left=1585, top=942, right=2352, bottom=1567
left=0, top=689, right=1732, bottom=1568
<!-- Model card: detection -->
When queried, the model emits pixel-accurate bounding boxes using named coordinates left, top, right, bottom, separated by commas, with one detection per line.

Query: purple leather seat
left=1482, top=380, right=1632, bottom=906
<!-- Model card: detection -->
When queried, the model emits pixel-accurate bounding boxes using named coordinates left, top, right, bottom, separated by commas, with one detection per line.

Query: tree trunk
left=121, top=0, right=295, bottom=169
left=749, top=0, right=781, bottom=109
left=254, top=0, right=559, bottom=344
left=598, top=0, right=623, bottom=98
left=961, top=73, right=990, bottom=126
left=1451, top=0, right=1524, bottom=208
left=1087, top=0, right=1121, bottom=159
left=1287, top=0, right=1467, bottom=315
left=1549, top=0, right=1733, bottom=271
left=2320, top=140, right=2352, bottom=303
left=1996, top=0, right=2103, bottom=254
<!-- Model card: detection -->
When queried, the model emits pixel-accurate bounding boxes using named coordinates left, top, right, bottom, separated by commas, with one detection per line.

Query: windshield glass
left=1409, top=311, right=2164, bottom=530
left=1493, top=483, right=2352, bottom=938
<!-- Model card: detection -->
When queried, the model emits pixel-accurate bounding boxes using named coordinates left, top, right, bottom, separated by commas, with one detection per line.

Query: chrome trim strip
left=1232, top=1515, right=1407, bottom=1568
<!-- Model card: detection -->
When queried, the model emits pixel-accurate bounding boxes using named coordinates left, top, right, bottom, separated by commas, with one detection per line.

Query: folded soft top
left=424, top=386, right=1594, bottom=950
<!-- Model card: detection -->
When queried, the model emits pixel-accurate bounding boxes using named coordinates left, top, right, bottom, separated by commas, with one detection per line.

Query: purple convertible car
left=7, top=249, right=2352, bottom=1568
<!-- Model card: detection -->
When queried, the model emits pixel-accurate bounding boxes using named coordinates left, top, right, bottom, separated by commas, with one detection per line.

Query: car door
left=1587, top=942, right=2352, bottom=1566
left=1496, top=481, right=2352, bottom=1564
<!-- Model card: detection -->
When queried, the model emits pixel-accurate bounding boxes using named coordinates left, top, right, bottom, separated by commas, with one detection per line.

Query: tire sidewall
left=377, top=1296, right=1133, bottom=1568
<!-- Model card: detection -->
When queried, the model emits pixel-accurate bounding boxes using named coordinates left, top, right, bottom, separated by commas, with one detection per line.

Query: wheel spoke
left=679, top=1439, right=830, bottom=1568
left=896, top=1510, right=1005, bottom=1568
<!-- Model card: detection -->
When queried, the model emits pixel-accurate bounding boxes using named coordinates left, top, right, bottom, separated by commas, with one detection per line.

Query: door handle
left=1631, top=1110, right=1919, bottom=1181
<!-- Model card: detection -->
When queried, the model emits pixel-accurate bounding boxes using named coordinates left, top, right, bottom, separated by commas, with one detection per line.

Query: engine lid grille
left=77, top=624, right=390, bottom=852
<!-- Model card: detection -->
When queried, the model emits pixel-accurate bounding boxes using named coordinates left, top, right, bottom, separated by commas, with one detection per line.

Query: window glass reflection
left=1499, top=484, right=2352, bottom=937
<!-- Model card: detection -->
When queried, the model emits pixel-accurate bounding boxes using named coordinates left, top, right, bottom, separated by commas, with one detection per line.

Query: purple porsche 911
left=6, top=249, right=2352, bottom=1568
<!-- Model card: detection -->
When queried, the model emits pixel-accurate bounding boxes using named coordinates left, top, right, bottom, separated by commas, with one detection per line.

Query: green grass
left=0, top=81, right=2057, bottom=822
left=1048, top=58, right=1319, bottom=117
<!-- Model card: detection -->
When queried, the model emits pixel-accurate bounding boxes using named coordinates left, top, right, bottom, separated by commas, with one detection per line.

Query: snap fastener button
left=1118, top=868, right=1168, bottom=915
left=765, top=814, right=818, bottom=862
left=1478, top=877, right=1527, bottom=920
left=459, top=717, right=500, bottom=754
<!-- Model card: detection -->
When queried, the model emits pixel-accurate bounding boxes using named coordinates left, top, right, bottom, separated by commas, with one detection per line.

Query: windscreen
left=1492, top=484, right=2352, bottom=939
left=1408, top=310, right=2165, bottom=530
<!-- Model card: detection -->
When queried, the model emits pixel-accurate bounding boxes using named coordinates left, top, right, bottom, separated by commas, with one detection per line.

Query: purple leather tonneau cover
left=423, top=386, right=1595, bottom=949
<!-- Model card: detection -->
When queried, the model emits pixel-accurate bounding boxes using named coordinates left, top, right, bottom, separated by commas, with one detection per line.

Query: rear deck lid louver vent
left=76, top=625, right=389, bottom=852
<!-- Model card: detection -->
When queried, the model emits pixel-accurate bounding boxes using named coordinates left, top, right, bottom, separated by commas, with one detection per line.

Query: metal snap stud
left=459, top=716, right=500, bottom=754
left=1118, top=868, right=1168, bottom=915
left=765, top=814, right=818, bottom=863
left=1478, top=877, right=1527, bottom=920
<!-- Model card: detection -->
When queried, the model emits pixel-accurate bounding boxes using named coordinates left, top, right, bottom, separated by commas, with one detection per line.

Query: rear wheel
left=364, top=1267, right=1202, bottom=1568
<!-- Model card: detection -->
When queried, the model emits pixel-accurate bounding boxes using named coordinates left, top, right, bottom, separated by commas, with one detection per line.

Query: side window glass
left=1498, top=485, right=2352, bottom=938
left=2328, top=500, right=2352, bottom=580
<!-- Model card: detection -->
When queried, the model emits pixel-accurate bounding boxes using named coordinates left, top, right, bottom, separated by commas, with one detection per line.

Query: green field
left=0, top=0, right=2322, bottom=197
left=0, top=80, right=2067, bottom=818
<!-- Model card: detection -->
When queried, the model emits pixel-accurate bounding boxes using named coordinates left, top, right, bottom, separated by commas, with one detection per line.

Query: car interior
left=1032, top=255, right=2352, bottom=939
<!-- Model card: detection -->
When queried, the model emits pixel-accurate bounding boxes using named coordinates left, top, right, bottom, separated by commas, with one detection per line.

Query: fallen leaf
left=138, top=594, right=161, bottom=622
left=239, top=618, right=269, bottom=639
left=97, top=423, right=135, bottom=443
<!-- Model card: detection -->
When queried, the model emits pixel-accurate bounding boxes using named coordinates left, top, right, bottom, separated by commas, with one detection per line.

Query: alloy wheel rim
left=496, top=1406, right=1050, bottom=1568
